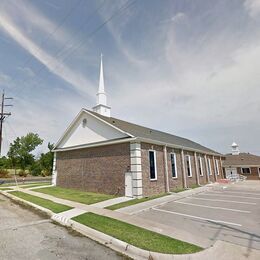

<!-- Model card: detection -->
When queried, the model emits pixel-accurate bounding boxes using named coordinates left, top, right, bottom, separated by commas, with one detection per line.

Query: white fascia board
left=135, top=137, right=223, bottom=157
left=82, top=109, right=135, bottom=138
left=54, top=109, right=135, bottom=150
left=54, top=109, right=85, bottom=150
left=53, top=137, right=137, bottom=152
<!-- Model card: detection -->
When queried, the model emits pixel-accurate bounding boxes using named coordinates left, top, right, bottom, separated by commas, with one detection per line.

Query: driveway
left=0, top=194, right=125, bottom=260
left=134, top=181, right=260, bottom=254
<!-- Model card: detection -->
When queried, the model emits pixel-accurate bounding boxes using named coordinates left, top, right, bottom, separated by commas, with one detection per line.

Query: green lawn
left=73, top=212, right=202, bottom=254
left=10, top=191, right=72, bottom=213
left=34, top=186, right=115, bottom=205
left=106, top=193, right=169, bottom=210
left=0, top=187, right=13, bottom=191
left=171, top=184, right=200, bottom=193
left=20, top=182, right=51, bottom=189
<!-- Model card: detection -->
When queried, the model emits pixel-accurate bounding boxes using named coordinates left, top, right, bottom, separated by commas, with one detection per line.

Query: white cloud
left=0, top=10, right=95, bottom=97
left=244, top=0, right=260, bottom=17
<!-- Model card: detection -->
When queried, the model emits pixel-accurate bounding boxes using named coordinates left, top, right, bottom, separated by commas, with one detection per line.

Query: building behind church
left=52, top=56, right=225, bottom=198
left=223, top=143, right=260, bottom=180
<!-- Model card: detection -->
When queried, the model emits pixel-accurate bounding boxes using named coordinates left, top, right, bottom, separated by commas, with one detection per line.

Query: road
left=0, top=194, right=126, bottom=260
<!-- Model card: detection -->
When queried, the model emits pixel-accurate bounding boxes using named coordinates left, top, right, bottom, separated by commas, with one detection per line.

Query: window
left=198, top=157, right=203, bottom=176
left=149, top=150, right=157, bottom=180
left=215, top=159, right=219, bottom=175
left=186, top=155, right=192, bottom=177
left=207, top=158, right=212, bottom=175
left=171, top=153, right=177, bottom=178
left=241, top=167, right=251, bottom=174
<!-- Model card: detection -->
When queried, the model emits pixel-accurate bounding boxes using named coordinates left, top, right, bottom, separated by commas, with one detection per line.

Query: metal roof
left=86, top=109, right=222, bottom=155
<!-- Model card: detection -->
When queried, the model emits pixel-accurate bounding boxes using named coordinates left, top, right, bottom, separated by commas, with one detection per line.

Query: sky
left=0, top=0, right=260, bottom=156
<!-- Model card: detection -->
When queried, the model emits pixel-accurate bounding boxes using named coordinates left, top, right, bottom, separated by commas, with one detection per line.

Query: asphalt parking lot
left=136, top=183, right=260, bottom=251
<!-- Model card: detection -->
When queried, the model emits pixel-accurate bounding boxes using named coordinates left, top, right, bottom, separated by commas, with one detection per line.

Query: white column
left=194, top=152, right=200, bottom=186
left=181, top=149, right=187, bottom=188
left=163, top=146, right=170, bottom=193
left=130, top=142, right=143, bottom=198
left=213, top=156, right=217, bottom=182
left=204, top=154, right=210, bottom=183
left=52, top=152, right=57, bottom=186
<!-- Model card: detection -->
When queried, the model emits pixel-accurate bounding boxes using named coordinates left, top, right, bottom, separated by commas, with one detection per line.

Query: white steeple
left=231, top=142, right=240, bottom=155
left=92, top=54, right=111, bottom=117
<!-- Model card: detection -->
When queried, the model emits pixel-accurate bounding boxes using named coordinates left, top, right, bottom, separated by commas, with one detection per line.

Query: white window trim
left=199, top=157, right=204, bottom=176
left=149, top=150, right=157, bottom=181
left=241, top=167, right=251, bottom=174
left=170, top=153, right=178, bottom=179
left=258, top=168, right=260, bottom=178
left=208, top=158, right=212, bottom=175
left=215, top=159, right=219, bottom=175
left=186, top=155, right=192, bottom=177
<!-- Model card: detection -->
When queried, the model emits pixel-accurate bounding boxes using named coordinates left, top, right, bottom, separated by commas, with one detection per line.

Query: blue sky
left=0, top=0, right=260, bottom=156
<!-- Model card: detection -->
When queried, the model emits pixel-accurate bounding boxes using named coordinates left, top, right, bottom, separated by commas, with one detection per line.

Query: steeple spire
left=92, top=54, right=111, bottom=117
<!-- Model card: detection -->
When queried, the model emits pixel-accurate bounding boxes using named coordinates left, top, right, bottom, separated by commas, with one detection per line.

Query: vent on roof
left=82, top=118, right=87, bottom=128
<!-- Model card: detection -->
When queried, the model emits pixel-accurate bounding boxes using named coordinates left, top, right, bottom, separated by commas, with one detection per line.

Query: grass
left=20, top=182, right=51, bottom=189
left=73, top=212, right=202, bottom=254
left=106, top=193, right=169, bottom=210
left=10, top=191, right=73, bottom=213
left=34, top=186, right=115, bottom=205
left=0, top=187, right=13, bottom=191
left=171, top=184, right=200, bottom=193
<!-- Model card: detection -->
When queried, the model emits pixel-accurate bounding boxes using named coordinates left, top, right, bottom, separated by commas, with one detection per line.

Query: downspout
left=181, top=149, right=187, bottom=188
left=194, top=152, right=200, bottom=186
left=163, top=145, right=170, bottom=193
left=204, top=154, right=210, bottom=183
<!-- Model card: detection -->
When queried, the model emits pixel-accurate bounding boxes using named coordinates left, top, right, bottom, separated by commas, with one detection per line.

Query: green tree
left=39, top=143, right=54, bottom=176
left=7, top=133, right=43, bottom=170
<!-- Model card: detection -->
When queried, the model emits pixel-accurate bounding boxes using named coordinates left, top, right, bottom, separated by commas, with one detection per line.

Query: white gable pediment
left=56, top=110, right=129, bottom=149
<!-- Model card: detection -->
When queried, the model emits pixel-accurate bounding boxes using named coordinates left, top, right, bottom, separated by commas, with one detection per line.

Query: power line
left=12, top=0, right=137, bottom=99
left=8, top=0, right=86, bottom=96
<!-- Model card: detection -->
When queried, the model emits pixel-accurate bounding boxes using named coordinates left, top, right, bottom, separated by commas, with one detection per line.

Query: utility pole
left=0, top=90, right=13, bottom=156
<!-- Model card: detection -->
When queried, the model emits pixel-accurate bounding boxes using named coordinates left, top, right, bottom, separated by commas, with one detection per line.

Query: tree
left=7, top=133, right=43, bottom=170
left=39, top=143, right=54, bottom=176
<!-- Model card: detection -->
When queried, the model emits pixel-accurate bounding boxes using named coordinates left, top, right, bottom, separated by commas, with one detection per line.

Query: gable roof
left=84, top=109, right=221, bottom=155
left=223, top=153, right=260, bottom=166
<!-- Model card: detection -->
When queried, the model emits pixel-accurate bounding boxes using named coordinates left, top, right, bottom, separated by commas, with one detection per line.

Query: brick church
left=52, top=56, right=224, bottom=198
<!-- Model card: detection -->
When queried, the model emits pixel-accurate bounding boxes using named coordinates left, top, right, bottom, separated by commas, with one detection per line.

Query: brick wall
left=197, top=153, right=208, bottom=185
left=167, top=148, right=184, bottom=190
left=184, top=151, right=198, bottom=188
left=56, top=143, right=130, bottom=196
left=141, top=143, right=166, bottom=196
left=237, top=167, right=260, bottom=180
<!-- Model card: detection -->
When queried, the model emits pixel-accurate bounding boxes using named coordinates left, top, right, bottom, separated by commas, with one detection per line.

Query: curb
left=0, top=190, right=217, bottom=260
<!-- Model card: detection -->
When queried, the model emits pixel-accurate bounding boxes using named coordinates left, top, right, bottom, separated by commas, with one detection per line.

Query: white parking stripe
left=188, top=196, right=257, bottom=205
left=152, top=208, right=242, bottom=227
left=202, top=192, right=260, bottom=200
left=218, top=191, right=260, bottom=196
left=174, top=201, right=251, bottom=213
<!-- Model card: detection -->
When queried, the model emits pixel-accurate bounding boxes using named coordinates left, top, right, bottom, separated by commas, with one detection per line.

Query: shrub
left=29, top=163, right=42, bottom=176
left=18, top=170, right=28, bottom=177
left=0, top=168, right=9, bottom=178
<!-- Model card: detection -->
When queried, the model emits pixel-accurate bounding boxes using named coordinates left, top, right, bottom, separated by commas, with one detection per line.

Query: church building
left=52, top=56, right=224, bottom=198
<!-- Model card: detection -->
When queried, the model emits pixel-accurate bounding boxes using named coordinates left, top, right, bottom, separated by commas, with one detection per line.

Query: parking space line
left=188, top=197, right=257, bottom=205
left=218, top=191, right=260, bottom=196
left=152, top=208, right=242, bottom=226
left=202, top=192, right=260, bottom=200
left=174, top=201, right=251, bottom=213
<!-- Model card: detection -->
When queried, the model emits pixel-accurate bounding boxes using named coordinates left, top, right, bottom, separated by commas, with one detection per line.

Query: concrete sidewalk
left=117, top=183, right=217, bottom=214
